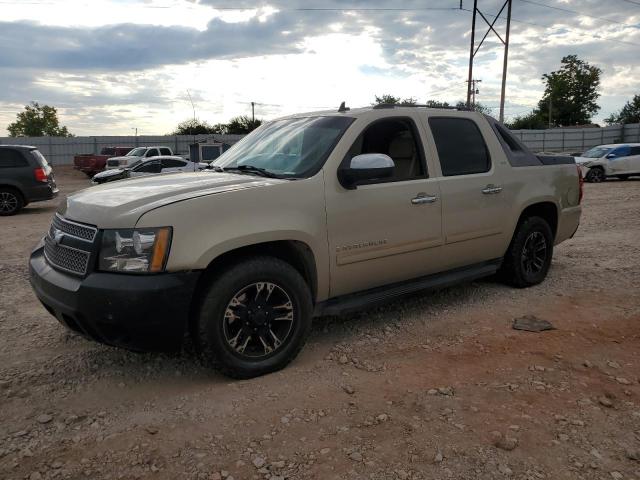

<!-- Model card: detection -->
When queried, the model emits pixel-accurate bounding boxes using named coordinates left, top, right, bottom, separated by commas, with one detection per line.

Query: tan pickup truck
left=30, top=105, right=582, bottom=378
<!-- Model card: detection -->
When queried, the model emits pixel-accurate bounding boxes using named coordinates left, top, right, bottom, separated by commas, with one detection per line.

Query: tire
left=194, top=256, right=313, bottom=379
left=617, top=175, right=630, bottom=181
left=500, top=216, right=554, bottom=288
left=0, top=188, right=24, bottom=216
left=585, top=167, right=606, bottom=183
left=84, top=171, right=96, bottom=178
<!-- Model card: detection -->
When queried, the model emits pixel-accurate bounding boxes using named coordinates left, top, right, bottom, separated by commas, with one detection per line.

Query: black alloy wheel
left=0, top=189, right=22, bottom=216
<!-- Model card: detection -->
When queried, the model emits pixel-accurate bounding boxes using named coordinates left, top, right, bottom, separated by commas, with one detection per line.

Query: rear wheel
left=194, top=256, right=313, bottom=379
left=0, top=188, right=23, bottom=216
left=500, top=216, right=554, bottom=288
left=585, top=167, right=606, bottom=183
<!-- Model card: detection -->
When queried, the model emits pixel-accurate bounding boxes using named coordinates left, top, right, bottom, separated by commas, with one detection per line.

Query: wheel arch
left=516, top=201, right=559, bottom=239
left=188, top=240, right=318, bottom=339
left=0, top=184, right=26, bottom=203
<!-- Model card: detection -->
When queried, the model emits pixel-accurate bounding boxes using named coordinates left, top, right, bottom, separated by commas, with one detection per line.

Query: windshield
left=126, top=147, right=147, bottom=157
left=582, top=147, right=612, bottom=158
left=212, top=116, right=354, bottom=177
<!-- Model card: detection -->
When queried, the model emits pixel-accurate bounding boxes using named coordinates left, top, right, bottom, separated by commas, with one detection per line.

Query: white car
left=575, top=143, right=640, bottom=182
left=92, top=156, right=205, bottom=184
left=105, top=146, right=174, bottom=170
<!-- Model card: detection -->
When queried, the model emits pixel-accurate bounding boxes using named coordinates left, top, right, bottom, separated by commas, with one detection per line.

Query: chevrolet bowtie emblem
left=53, top=229, right=65, bottom=245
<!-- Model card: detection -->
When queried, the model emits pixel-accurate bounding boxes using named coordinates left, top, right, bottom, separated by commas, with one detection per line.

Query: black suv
left=0, top=145, right=58, bottom=216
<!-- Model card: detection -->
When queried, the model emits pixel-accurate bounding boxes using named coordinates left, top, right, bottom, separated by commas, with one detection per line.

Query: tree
left=225, top=116, right=263, bottom=134
left=373, top=94, right=418, bottom=106
left=172, top=118, right=225, bottom=135
left=7, top=102, right=72, bottom=137
left=537, top=55, right=602, bottom=127
left=505, top=111, right=547, bottom=130
left=455, top=101, right=492, bottom=115
left=605, top=94, right=640, bottom=125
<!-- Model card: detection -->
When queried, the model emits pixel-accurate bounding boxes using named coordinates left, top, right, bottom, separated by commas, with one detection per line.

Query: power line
left=518, top=0, right=638, bottom=28
left=460, top=7, right=640, bottom=47
left=621, top=0, right=640, bottom=6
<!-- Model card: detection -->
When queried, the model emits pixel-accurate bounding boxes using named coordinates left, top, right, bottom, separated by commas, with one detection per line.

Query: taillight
left=577, top=164, right=584, bottom=204
left=34, top=167, right=48, bottom=183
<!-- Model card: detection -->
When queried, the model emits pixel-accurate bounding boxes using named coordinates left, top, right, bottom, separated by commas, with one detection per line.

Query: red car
left=73, top=147, right=133, bottom=177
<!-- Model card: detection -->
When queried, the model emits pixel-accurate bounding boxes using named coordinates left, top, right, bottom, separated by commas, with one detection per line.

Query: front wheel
left=585, top=167, right=606, bottom=183
left=194, top=256, right=313, bottom=379
left=500, top=216, right=554, bottom=288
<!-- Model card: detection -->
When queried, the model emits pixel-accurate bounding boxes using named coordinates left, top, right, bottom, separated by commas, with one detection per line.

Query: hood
left=59, top=171, right=286, bottom=228
left=574, top=156, right=597, bottom=165
left=93, top=168, right=126, bottom=179
left=108, top=155, right=132, bottom=162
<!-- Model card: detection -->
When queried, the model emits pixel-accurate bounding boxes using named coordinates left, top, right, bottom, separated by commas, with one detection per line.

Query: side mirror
left=338, top=153, right=394, bottom=189
left=606, top=153, right=616, bottom=159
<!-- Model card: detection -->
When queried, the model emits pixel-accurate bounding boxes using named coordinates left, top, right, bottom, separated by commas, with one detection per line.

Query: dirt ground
left=1, top=167, right=639, bottom=480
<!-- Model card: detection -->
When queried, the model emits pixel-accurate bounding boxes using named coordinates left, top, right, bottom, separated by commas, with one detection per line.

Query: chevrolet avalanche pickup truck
left=29, top=105, right=582, bottom=378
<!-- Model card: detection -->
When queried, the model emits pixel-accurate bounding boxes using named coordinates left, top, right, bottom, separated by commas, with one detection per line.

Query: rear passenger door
left=424, top=115, right=509, bottom=268
left=624, top=146, right=640, bottom=174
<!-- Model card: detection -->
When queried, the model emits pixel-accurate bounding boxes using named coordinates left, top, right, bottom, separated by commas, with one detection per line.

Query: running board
left=314, top=259, right=501, bottom=317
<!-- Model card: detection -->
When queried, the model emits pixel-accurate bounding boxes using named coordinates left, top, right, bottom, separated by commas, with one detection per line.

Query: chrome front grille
left=50, top=214, right=97, bottom=242
left=44, top=215, right=97, bottom=276
left=44, top=236, right=90, bottom=275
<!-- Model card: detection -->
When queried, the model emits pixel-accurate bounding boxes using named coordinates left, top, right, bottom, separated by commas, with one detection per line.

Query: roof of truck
left=277, top=104, right=478, bottom=121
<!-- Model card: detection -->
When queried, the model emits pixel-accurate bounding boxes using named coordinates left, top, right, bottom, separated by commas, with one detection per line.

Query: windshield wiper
left=219, top=165, right=281, bottom=178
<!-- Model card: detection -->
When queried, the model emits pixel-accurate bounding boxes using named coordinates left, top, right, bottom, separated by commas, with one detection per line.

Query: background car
left=73, top=146, right=134, bottom=177
left=0, top=145, right=58, bottom=215
left=575, top=143, right=640, bottom=182
left=92, top=156, right=206, bottom=184
left=105, top=146, right=174, bottom=170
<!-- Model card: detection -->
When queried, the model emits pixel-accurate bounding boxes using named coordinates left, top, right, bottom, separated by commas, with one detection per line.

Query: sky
left=0, top=0, right=639, bottom=136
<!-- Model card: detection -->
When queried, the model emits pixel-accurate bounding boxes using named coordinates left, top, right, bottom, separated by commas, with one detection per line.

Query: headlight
left=99, top=227, right=172, bottom=273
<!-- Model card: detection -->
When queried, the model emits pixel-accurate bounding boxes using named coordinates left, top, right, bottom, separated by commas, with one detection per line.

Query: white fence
left=0, top=134, right=244, bottom=165
left=1, top=123, right=639, bottom=164
left=511, top=123, right=640, bottom=153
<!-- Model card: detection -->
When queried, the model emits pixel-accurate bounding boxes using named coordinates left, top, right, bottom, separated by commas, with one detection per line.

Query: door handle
left=482, top=185, right=503, bottom=195
left=411, top=193, right=438, bottom=205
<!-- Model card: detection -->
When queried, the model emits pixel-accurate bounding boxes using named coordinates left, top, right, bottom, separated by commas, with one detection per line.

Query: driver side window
left=135, top=161, right=161, bottom=173
left=610, top=146, right=630, bottom=157
left=344, top=118, right=426, bottom=183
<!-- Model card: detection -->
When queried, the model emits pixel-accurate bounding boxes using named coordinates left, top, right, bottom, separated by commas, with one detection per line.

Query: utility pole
left=466, top=0, right=478, bottom=109
left=464, top=0, right=513, bottom=120
left=498, top=0, right=512, bottom=122
left=251, top=102, right=255, bottom=123
left=466, top=79, right=482, bottom=108
left=548, top=97, right=553, bottom=129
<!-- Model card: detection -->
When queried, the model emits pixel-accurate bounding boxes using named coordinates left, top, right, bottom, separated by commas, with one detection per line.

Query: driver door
left=324, top=115, right=444, bottom=297
left=607, top=146, right=630, bottom=175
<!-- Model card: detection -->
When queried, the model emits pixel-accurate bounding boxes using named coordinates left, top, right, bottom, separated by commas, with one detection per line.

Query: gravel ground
left=1, top=167, right=639, bottom=480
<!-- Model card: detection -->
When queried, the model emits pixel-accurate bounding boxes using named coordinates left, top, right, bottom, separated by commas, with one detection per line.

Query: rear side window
left=428, top=117, right=491, bottom=176
left=161, top=158, right=186, bottom=168
left=0, top=149, right=28, bottom=168
left=31, top=150, right=49, bottom=167
left=159, top=148, right=172, bottom=155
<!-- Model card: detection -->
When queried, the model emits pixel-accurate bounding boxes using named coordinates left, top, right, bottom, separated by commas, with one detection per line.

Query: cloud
left=0, top=0, right=639, bottom=134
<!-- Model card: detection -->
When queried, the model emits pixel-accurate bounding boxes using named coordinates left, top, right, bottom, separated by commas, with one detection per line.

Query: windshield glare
left=126, top=147, right=147, bottom=157
left=583, top=147, right=612, bottom=158
left=212, top=116, right=354, bottom=177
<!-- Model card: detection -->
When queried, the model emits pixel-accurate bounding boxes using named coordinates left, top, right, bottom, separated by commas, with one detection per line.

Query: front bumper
left=29, top=247, right=200, bottom=352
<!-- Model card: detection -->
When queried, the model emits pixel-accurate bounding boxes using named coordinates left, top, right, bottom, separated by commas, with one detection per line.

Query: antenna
left=338, top=101, right=350, bottom=113
left=186, top=90, right=197, bottom=171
